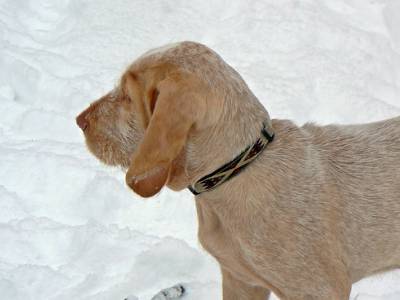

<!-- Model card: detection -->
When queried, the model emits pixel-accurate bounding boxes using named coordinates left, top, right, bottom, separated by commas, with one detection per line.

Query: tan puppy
left=76, top=41, right=400, bottom=300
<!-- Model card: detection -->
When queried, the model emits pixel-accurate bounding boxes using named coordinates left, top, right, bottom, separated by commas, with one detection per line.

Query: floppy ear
left=124, top=71, right=204, bottom=197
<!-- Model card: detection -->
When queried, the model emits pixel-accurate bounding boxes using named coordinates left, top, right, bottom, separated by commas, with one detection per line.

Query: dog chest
left=195, top=199, right=271, bottom=287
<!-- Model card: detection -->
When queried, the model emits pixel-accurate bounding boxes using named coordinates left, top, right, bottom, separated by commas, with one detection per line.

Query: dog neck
left=167, top=90, right=273, bottom=193
left=188, top=122, right=274, bottom=195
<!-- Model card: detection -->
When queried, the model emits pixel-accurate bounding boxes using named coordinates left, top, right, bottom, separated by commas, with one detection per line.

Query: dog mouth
left=81, top=124, right=88, bottom=132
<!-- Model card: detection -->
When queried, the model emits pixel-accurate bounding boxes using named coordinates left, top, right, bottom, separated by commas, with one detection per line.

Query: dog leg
left=282, top=282, right=351, bottom=300
left=221, top=268, right=270, bottom=300
left=283, top=293, right=349, bottom=300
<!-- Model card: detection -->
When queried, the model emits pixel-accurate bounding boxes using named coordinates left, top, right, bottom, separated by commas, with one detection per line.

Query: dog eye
left=122, top=93, right=131, bottom=103
left=108, top=89, right=129, bottom=103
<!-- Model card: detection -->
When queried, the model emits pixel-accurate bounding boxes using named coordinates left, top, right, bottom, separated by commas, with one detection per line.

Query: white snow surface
left=1, top=0, right=400, bottom=299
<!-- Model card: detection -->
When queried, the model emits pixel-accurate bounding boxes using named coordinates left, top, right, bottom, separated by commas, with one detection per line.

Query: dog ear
left=124, top=71, right=204, bottom=197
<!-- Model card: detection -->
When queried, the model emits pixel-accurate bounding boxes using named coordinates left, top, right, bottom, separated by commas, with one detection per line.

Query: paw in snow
left=151, top=284, right=185, bottom=300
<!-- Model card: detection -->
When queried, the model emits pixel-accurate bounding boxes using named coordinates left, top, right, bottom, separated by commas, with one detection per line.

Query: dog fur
left=76, top=41, right=400, bottom=300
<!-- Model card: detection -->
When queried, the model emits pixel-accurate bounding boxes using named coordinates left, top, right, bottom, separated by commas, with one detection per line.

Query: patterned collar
left=188, top=122, right=274, bottom=195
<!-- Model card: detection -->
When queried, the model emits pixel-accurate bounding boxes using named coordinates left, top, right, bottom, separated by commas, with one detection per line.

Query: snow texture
left=1, top=0, right=400, bottom=299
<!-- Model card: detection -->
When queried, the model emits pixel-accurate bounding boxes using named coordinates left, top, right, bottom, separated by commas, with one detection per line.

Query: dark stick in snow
left=151, top=284, right=185, bottom=300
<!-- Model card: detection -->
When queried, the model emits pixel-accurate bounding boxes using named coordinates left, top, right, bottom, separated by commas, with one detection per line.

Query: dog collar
left=188, top=122, right=274, bottom=195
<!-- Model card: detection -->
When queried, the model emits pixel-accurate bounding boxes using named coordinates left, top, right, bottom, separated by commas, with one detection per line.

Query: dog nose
left=76, top=109, right=89, bottom=131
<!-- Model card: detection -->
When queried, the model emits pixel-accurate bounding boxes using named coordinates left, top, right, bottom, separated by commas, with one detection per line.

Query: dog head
left=76, top=41, right=270, bottom=197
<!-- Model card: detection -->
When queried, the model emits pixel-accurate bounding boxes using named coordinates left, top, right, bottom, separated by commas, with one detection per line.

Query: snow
left=1, top=0, right=400, bottom=299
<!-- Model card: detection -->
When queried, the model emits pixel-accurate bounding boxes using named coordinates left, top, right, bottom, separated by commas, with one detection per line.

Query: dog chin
left=85, top=141, right=116, bottom=167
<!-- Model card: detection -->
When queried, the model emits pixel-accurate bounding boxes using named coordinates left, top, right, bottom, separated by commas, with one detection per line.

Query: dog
left=76, top=41, right=400, bottom=300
